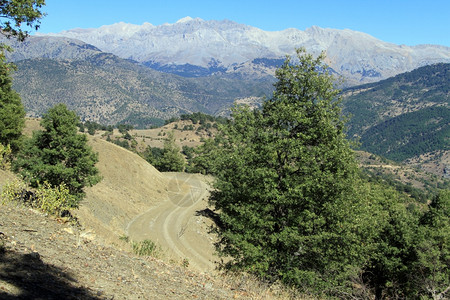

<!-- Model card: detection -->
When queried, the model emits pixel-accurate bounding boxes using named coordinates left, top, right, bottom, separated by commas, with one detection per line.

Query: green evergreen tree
left=360, top=184, right=420, bottom=299
left=0, top=0, right=46, bottom=151
left=0, top=51, right=25, bottom=152
left=14, top=104, right=101, bottom=203
left=210, top=48, right=369, bottom=294
left=156, top=131, right=185, bottom=172
left=189, top=138, right=219, bottom=174
left=413, top=190, right=450, bottom=299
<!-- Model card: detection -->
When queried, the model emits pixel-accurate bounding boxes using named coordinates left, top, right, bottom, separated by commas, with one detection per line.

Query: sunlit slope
left=78, top=138, right=170, bottom=241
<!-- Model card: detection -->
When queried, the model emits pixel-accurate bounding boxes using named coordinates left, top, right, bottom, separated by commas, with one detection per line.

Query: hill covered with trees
left=342, top=63, right=449, bottom=162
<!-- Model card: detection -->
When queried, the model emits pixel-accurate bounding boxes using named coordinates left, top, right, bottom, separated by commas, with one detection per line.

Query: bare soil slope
left=78, top=138, right=219, bottom=274
left=127, top=173, right=217, bottom=272
left=78, top=137, right=169, bottom=244
left=0, top=201, right=254, bottom=299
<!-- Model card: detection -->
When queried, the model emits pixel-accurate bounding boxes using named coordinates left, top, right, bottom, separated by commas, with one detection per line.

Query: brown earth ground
left=0, top=170, right=296, bottom=299
left=0, top=199, right=243, bottom=299
left=78, top=138, right=219, bottom=274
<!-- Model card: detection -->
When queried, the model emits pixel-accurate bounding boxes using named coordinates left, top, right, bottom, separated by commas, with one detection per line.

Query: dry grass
left=22, top=118, right=42, bottom=137
left=0, top=170, right=17, bottom=193
left=21, top=118, right=171, bottom=245
left=218, top=272, right=314, bottom=300
left=89, top=119, right=215, bottom=152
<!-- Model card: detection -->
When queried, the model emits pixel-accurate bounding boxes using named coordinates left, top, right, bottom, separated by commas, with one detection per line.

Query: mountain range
left=4, top=17, right=450, bottom=132
left=36, top=17, right=450, bottom=84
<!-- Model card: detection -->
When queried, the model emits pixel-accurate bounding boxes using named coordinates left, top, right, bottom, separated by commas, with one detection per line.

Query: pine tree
left=14, top=104, right=101, bottom=203
left=156, top=131, right=185, bottom=172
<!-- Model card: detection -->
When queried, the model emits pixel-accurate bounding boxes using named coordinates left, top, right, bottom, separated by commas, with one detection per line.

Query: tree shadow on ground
left=195, top=208, right=223, bottom=229
left=0, top=248, right=101, bottom=300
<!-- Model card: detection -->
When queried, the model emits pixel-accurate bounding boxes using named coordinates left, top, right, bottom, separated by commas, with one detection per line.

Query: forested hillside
left=343, top=63, right=449, bottom=162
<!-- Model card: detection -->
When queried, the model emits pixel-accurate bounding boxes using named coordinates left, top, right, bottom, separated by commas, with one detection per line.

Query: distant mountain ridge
left=11, top=52, right=274, bottom=126
left=38, top=17, right=450, bottom=84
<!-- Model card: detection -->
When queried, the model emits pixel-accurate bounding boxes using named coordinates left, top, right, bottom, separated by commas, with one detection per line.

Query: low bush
left=0, top=144, right=12, bottom=170
left=1, top=179, right=76, bottom=216
left=131, top=239, right=161, bottom=257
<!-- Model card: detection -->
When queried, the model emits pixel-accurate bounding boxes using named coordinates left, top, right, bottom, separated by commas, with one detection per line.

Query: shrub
left=0, top=144, right=11, bottom=170
left=131, top=239, right=160, bottom=257
left=34, top=182, right=77, bottom=215
left=13, top=104, right=101, bottom=203
left=1, top=179, right=26, bottom=204
left=1, top=179, right=76, bottom=216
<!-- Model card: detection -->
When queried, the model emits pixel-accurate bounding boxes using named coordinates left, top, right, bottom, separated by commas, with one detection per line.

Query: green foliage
left=141, top=145, right=163, bottom=166
left=153, top=131, right=185, bottom=172
left=181, top=145, right=195, bottom=160
left=0, top=143, right=12, bottom=170
left=0, top=178, right=26, bottom=204
left=13, top=104, right=101, bottom=203
left=117, top=123, right=134, bottom=134
left=360, top=106, right=449, bottom=161
left=112, top=138, right=130, bottom=149
left=0, top=51, right=25, bottom=152
left=343, top=63, right=450, bottom=162
left=0, top=0, right=46, bottom=41
left=206, top=49, right=450, bottom=298
left=359, top=188, right=449, bottom=299
left=359, top=184, right=421, bottom=299
left=182, top=124, right=194, bottom=131
left=34, top=182, right=77, bottom=215
left=413, top=190, right=450, bottom=299
left=119, top=235, right=129, bottom=243
left=1, top=179, right=75, bottom=216
left=178, top=112, right=227, bottom=125
left=131, top=239, right=160, bottom=257
left=210, top=48, right=366, bottom=295
left=187, top=138, right=220, bottom=174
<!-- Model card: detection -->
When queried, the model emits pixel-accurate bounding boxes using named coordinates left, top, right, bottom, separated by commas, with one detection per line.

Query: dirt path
left=126, top=173, right=218, bottom=273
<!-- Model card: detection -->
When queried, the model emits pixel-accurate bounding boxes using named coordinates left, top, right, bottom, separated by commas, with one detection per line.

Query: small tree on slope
left=14, top=104, right=101, bottom=204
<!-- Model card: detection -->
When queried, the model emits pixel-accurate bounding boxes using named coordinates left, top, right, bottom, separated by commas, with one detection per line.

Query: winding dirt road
left=126, top=173, right=218, bottom=273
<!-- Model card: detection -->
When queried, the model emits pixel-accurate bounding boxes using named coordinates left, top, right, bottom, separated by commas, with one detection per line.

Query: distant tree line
left=78, top=121, right=134, bottom=136
left=165, top=111, right=228, bottom=125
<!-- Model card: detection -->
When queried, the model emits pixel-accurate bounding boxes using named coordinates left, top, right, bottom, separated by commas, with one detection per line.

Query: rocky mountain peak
left=24, top=17, right=450, bottom=83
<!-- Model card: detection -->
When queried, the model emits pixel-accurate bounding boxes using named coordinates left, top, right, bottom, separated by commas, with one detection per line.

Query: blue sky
left=35, top=0, right=450, bottom=46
